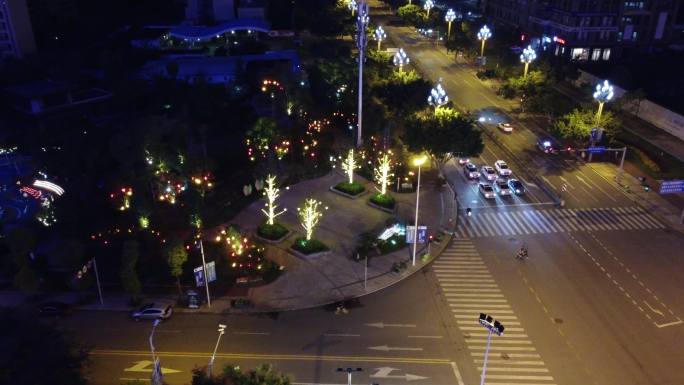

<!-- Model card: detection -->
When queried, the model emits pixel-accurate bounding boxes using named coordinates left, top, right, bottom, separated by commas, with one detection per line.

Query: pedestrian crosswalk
left=434, top=239, right=557, bottom=385
left=455, top=206, right=664, bottom=238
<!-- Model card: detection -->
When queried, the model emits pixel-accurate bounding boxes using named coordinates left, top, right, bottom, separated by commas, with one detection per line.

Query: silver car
left=131, top=303, right=173, bottom=321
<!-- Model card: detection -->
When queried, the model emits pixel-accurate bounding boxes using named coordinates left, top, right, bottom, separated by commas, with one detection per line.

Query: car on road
left=458, top=157, right=470, bottom=165
left=481, top=165, right=497, bottom=181
left=38, top=301, right=72, bottom=317
left=508, top=179, right=525, bottom=195
left=494, top=160, right=512, bottom=176
left=495, top=179, right=512, bottom=196
left=537, top=138, right=559, bottom=154
left=479, top=183, right=496, bottom=199
left=463, top=163, right=480, bottom=179
left=131, top=303, right=173, bottom=321
left=497, top=122, right=514, bottom=133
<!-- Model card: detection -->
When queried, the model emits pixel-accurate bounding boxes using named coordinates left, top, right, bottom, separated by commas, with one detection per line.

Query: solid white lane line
left=408, top=335, right=443, bottom=339
left=323, top=333, right=360, bottom=337
left=478, top=367, right=549, bottom=373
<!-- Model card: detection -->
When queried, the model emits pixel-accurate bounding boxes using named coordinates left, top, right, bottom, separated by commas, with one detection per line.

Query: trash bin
left=187, top=289, right=200, bottom=309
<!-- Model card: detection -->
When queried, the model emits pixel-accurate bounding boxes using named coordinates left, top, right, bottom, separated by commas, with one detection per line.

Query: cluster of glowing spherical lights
left=159, top=182, right=186, bottom=204
left=192, top=174, right=214, bottom=188
left=110, top=187, right=133, bottom=211
left=215, top=228, right=266, bottom=270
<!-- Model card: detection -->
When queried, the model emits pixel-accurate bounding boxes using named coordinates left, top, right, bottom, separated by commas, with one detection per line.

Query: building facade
left=0, top=0, right=36, bottom=59
left=185, top=0, right=235, bottom=24
left=484, top=0, right=684, bottom=61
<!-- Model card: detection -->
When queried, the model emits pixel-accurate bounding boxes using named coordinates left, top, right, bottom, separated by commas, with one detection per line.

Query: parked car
left=494, top=160, right=512, bottom=176
left=463, top=162, right=480, bottom=179
left=497, top=122, right=513, bottom=133
left=38, top=301, right=72, bottom=317
left=495, top=179, right=512, bottom=196
left=508, top=179, right=525, bottom=195
left=131, top=303, right=173, bottom=321
left=481, top=166, right=497, bottom=181
left=479, top=183, right=496, bottom=199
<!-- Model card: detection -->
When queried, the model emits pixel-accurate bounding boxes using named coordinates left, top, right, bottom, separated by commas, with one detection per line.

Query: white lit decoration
left=393, top=48, right=409, bottom=72
left=520, top=45, right=537, bottom=77
left=374, top=153, right=394, bottom=196
left=341, top=149, right=359, bottom=184
left=593, top=79, right=614, bottom=123
left=424, top=0, right=434, bottom=17
left=428, top=79, right=449, bottom=114
left=477, top=25, right=492, bottom=57
left=445, top=9, right=456, bottom=39
left=297, top=198, right=325, bottom=241
left=374, top=26, right=387, bottom=51
left=33, top=180, right=64, bottom=196
left=261, top=175, right=287, bottom=225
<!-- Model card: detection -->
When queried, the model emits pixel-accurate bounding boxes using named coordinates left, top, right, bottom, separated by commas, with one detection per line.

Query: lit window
left=591, top=49, right=601, bottom=61
left=602, top=48, right=611, bottom=60
left=632, top=31, right=638, bottom=40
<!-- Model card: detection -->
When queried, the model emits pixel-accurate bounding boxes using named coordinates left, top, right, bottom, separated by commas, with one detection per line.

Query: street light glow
left=593, top=79, right=614, bottom=103
left=393, top=48, right=409, bottom=72
left=520, top=45, right=536, bottom=77
left=374, top=26, right=386, bottom=50
left=428, top=80, right=449, bottom=114
left=477, top=25, right=492, bottom=57
left=348, top=0, right=357, bottom=15
left=445, top=9, right=456, bottom=39
left=424, top=0, right=434, bottom=17
left=413, top=155, right=428, bottom=167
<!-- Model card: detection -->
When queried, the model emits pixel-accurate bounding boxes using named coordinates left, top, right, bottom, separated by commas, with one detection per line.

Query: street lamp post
left=337, top=367, right=363, bottom=385
left=149, top=319, right=163, bottom=385
left=355, top=0, right=369, bottom=148
left=478, top=313, right=505, bottom=385
left=477, top=25, right=492, bottom=58
left=393, top=48, right=409, bottom=72
left=427, top=79, right=449, bottom=115
left=445, top=9, right=456, bottom=40
left=424, top=0, right=434, bottom=18
left=348, top=0, right=357, bottom=16
left=520, top=45, right=536, bottom=78
left=412, top=155, right=428, bottom=266
left=374, top=26, right=386, bottom=51
left=208, top=323, right=227, bottom=377
left=590, top=79, right=614, bottom=161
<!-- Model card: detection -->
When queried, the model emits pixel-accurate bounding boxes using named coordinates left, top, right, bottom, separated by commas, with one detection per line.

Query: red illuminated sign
left=553, top=36, right=566, bottom=45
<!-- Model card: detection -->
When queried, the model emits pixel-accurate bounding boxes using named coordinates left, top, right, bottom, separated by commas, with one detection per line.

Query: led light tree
left=341, top=149, right=359, bottom=184
left=593, top=79, right=614, bottom=124
left=445, top=9, right=456, bottom=39
left=477, top=25, right=492, bottom=57
left=374, top=26, right=387, bottom=51
left=424, top=0, right=434, bottom=18
left=428, top=79, right=449, bottom=115
left=393, top=48, right=409, bottom=73
left=520, top=45, right=536, bottom=78
left=261, top=175, right=287, bottom=225
left=298, top=198, right=324, bottom=241
left=374, top=153, right=394, bottom=195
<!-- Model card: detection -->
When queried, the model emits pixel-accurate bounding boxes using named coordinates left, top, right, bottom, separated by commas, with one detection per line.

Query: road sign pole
left=92, top=257, right=104, bottom=306
left=199, top=240, right=211, bottom=308
left=480, top=329, right=493, bottom=385
left=616, top=146, right=627, bottom=185
left=364, top=255, right=368, bottom=289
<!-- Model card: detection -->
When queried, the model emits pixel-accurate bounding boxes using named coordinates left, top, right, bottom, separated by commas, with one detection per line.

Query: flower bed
left=333, top=181, right=366, bottom=196
left=291, top=237, right=329, bottom=255
left=257, top=222, right=289, bottom=241
left=369, top=193, right=396, bottom=209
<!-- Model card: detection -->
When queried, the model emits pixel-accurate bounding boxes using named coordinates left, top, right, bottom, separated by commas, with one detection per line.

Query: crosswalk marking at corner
left=434, top=239, right=556, bottom=384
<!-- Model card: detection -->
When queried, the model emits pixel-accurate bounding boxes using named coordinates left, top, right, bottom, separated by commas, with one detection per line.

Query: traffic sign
left=193, top=266, right=205, bottom=287
left=659, top=179, right=684, bottom=194
left=206, top=261, right=217, bottom=283
left=586, top=146, right=606, bottom=154
left=406, top=226, right=427, bottom=244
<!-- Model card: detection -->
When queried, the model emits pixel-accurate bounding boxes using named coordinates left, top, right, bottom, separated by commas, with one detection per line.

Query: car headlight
left=516, top=189, right=521, bottom=193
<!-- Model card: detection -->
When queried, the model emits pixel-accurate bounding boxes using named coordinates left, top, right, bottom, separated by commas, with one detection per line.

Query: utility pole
left=199, top=240, right=211, bottom=308
left=355, top=0, right=369, bottom=148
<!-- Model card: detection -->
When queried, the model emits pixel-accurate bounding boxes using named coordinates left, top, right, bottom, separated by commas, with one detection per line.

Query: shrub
left=257, top=222, right=289, bottom=240
left=370, top=193, right=396, bottom=209
left=377, top=233, right=406, bottom=254
left=333, top=181, right=366, bottom=196
left=292, top=237, right=329, bottom=254
left=632, top=148, right=661, bottom=173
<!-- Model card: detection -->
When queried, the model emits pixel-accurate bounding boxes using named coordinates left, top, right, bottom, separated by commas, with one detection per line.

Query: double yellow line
left=93, top=349, right=451, bottom=365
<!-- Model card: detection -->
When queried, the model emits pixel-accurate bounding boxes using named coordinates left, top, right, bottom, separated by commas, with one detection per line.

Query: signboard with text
left=406, top=226, right=427, bottom=244
left=659, top=179, right=684, bottom=194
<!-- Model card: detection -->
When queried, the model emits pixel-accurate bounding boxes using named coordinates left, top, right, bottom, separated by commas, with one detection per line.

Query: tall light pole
left=149, top=319, right=163, bottom=385
left=348, top=0, right=357, bottom=16
left=208, top=324, right=227, bottom=377
left=412, top=155, right=427, bottom=266
left=424, top=0, right=434, bottom=18
left=393, top=48, right=409, bottom=72
left=374, top=26, right=386, bottom=51
left=589, top=79, right=614, bottom=161
left=478, top=313, right=505, bottom=385
left=445, top=9, right=456, bottom=39
left=520, top=45, right=536, bottom=78
left=427, top=79, right=448, bottom=115
left=355, top=0, right=369, bottom=148
left=337, top=367, right=363, bottom=385
left=477, top=25, right=491, bottom=57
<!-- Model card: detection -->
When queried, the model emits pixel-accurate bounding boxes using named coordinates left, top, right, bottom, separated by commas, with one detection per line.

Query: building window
left=571, top=48, right=589, bottom=60
left=632, top=31, right=638, bottom=40
left=602, top=48, right=611, bottom=60
left=617, top=31, right=623, bottom=41
left=591, top=49, right=601, bottom=61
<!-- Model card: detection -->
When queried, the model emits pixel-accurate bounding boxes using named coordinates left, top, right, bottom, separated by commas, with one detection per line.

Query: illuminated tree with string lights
left=374, top=153, right=394, bottom=196
left=261, top=175, right=287, bottom=226
left=341, top=149, right=359, bottom=184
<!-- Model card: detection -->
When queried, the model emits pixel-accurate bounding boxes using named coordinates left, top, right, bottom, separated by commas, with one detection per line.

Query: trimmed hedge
left=370, top=193, right=396, bottom=209
left=292, top=237, right=329, bottom=254
left=334, top=181, right=366, bottom=196
left=257, top=222, right=289, bottom=240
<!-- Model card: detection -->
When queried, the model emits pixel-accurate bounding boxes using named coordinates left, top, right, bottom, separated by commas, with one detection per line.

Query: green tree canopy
left=403, top=109, right=484, bottom=173
left=553, top=108, right=621, bottom=142
left=374, top=70, right=431, bottom=115
left=167, top=242, right=188, bottom=296
left=397, top=4, right=425, bottom=26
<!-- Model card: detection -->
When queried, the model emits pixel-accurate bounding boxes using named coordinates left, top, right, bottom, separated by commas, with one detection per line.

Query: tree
left=246, top=117, right=284, bottom=161
left=341, top=149, right=359, bottom=184
left=0, top=309, right=89, bottom=385
left=403, top=108, right=484, bottom=174
left=261, top=175, right=287, bottom=225
left=554, top=108, right=621, bottom=142
left=397, top=4, right=425, bottom=26
left=166, top=242, right=188, bottom=296
left=120, top=240, right=142, bottom=300
left=374, top=153, right=394, bottom=195
left=297, top=198, right=324, bottom=241
left=374, top=70, right=431, bottom=115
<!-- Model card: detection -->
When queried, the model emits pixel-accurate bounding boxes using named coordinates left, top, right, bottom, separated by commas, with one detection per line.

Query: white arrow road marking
left=370, top=367, right=429, bottom=381
left=365, top=322, right=416, bottom=328
left=124, top=360, right=181, bottom=374
left=655, top=319, right=683, bottom=328
left=643, top=300, right=664, bottom=317
left=368, top=345, right=423, bottom=351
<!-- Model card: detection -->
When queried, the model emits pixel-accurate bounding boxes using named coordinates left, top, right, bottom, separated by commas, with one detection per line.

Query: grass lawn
left=292, top=237, right=329, bottom=254
left=617, top=129, right=684, bottom=179
left=257, top=222, right=289, bottom=240
left=370, top=193, right=396, bottom=209
left=333, top=181, right=366, bottom=196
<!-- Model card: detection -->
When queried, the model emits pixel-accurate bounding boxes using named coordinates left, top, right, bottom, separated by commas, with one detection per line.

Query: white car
left=479, top=183, right=496, bottom=199
left=495, top=179, right=512, bottom=196
left=481, top=166, right=497, bottom=181
left=131, top=303, right=173, bottom=321
left=463, top=163, right=480, bottom=179
left=494, top=160, right=512, bottom=176
left=497, top=123, right=513, bottom=133
left=458, top=157, right=470, bottom=165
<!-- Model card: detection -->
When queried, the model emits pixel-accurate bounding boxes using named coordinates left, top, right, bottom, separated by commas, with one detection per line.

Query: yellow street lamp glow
left=477, top=25, right=492, bottom=57
left=445, top=9, right=456, bottom=39
left=413, top=155, right=428, bottom=167
left=424, top=0, right=434, bottom=18
left=519, top=45, right=536, bottom=78
left=593, top=79, right=614, bottom=124
left=348, top=0, right=357, bottom=16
